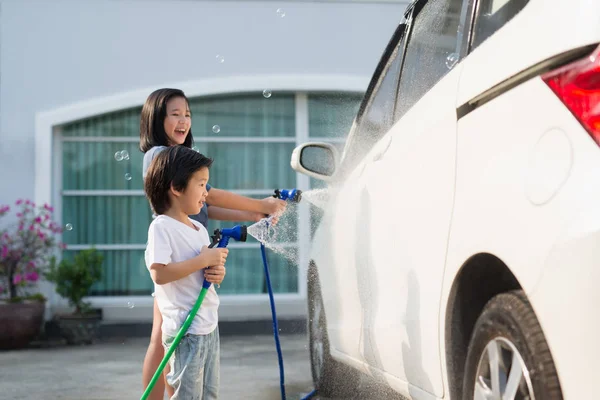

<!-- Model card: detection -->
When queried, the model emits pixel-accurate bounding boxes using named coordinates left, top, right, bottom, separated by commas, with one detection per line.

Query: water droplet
left=125, top=173, right=132, bottom=181
left=114, top=151, right=124, bottom=162
left=212, top=125, right=221, bottom=134
left=192, top=146, right=200, bottom=152
left=276, top=8, right=286, bottom=18
left=262, top=89, right=272, bottom=99
left=446, top=52, right=459, bottom=69
left=65, top=223, right=73, bottom=231
left=127, top=302, right=135, bottom=309
left=216, top=54, right=225, bottom=64
left=121, top=150, right=130, bottom=161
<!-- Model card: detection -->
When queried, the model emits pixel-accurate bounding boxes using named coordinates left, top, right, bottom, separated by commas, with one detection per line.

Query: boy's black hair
left=139, top=88, right=194, bottom=153
left=144, top=146, right=213, bottom=215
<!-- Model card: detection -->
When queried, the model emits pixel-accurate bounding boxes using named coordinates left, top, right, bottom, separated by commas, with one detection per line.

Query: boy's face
left=178, top=167, right=209, bottom=216
left=164, top=96, right=191, bottom=146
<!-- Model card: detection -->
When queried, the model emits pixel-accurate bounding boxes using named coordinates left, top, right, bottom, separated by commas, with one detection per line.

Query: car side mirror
left=290, top=142, right=339, bottom=182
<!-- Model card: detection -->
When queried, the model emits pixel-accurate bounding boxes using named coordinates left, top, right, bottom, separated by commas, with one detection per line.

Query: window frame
left=468, top=0, right=530, bottom=53
left=55, top=91, right=362, bottom=298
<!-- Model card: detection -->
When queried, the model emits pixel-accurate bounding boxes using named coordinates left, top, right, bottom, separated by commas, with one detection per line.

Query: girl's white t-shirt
left=145, top=215, right=218, bottom=336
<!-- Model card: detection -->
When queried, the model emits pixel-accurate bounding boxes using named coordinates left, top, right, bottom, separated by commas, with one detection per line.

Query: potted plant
left=0, top=199, right=65, bottom=349
left=45, top=248, right=103, bottom=345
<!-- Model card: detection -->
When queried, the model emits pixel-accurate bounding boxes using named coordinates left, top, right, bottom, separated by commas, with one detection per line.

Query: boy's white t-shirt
left=145, top=214, right=219, bottom=337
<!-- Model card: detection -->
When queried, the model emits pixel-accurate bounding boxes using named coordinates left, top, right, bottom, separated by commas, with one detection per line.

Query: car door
left=359, top=0, right=468, bottom=396
left=320, top=23, right=409, bottom=368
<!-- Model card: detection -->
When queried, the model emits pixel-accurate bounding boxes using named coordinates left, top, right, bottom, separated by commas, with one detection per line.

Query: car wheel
left=308, top=265, right=360, bottom=398
left=462, top=290, right=563, bottom=400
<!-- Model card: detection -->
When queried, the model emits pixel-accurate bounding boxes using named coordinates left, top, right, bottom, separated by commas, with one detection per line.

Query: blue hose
left=300, top=389, right=317, bottom=399
left=261, top=242, right=287, bottom=400
left=261, top=242, right=317, bottom=400
left=261, top=216, right=317, bottom=400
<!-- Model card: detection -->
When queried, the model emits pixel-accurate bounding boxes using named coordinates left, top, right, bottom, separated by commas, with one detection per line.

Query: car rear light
left=542, top=45, right=600, bottom=146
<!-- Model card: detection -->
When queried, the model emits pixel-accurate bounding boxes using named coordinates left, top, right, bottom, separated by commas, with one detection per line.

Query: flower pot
left=54, top=308, right=102, bottom=345
left=0, top=300, right=45, bottom=349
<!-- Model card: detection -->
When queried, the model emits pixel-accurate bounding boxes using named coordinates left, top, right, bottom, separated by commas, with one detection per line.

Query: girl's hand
left=250, top=211, right=267, bottom=222
left=251, top=211, right=281, bottom=225
left=260, top=197, right=286, bottom=216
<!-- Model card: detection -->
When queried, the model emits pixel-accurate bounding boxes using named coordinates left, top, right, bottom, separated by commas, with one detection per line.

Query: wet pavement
left=0, top=334, right=403, bottom=400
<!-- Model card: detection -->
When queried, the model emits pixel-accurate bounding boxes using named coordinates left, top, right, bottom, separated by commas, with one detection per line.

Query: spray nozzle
left=273, top=188, right=302, bottom=203
left=210, top=225, right=247, bottom=248
left=204, top=225, right=247, bottom=289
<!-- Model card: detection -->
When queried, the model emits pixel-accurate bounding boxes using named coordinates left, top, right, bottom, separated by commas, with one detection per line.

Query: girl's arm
left=206, top=188, right=286, bottom=215
left=207, top=206, right=264, bottom=222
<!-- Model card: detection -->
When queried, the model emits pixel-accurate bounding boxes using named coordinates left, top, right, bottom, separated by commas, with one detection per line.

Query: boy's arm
left=207, top=206, right=263, bottom=222
left=149, top=256, right=208, bottom=285
left=147, top=223, right=228, bottom=285
left=206, top=188, right=286, bottom=215
left=149, top=248, right=227, bottom=285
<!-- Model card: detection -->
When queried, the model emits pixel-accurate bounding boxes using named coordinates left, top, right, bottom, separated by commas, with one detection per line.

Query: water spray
left=140, top=225, right=247, bottom=400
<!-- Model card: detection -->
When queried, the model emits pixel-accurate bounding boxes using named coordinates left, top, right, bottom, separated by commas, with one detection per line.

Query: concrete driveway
left=0, top=334, right=402, bottom=400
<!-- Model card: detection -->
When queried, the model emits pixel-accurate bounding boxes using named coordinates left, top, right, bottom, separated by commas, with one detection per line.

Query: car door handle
left=373, top=136, right=392, bottom=162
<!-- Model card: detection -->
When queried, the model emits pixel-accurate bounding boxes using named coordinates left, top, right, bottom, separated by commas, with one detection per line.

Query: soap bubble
left=446, top=53, right=459, bottom=69
left=276, top=8, right=286, bottom=18
left=65, top=223, right=73, bottom=231
left=216, top=54, right=225, bottom=63
left=127, top=302, right=135, bottom=309
left=114, top=151, right=124, bottom=162
left=121, top=150, right=130, bottom=161
left=262, top=89, right=272, bottom=99
left=192, top=146, right=200, bottom=152
left=212, top=125, right=221, bottom=134
left=125, top=173, right=132, bottom=181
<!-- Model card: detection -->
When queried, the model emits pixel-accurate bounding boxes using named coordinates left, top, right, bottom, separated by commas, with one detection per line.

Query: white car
left=291, top=0, right=600, bottom=399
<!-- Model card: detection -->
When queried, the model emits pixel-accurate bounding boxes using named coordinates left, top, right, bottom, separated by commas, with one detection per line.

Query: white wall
left=0, top=0, right=407, bottom=204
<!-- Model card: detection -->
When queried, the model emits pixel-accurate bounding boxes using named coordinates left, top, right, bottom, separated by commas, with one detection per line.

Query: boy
left=144, top=145, right=229, bottom=399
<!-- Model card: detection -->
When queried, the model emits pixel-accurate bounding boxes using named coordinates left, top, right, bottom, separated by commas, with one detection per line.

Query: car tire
left=307, top=265, right=360, bottom=398
left=462, top=290, right=563, bottom=400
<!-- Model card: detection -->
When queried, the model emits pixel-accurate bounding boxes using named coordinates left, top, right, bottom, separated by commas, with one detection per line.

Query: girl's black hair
left=139, top=88, right=194, bottom=153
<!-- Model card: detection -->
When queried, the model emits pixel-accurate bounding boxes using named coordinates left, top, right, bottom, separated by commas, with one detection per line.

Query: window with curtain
left=59, top=92, right=361, bottom=296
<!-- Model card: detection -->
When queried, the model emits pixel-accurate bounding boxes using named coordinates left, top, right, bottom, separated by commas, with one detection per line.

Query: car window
left=395, top=0, right=464, bottom=120
left=471, top=0, right=528, bottom=50
left=339, top=28, right=407, bottom=171
left=355, top=44, right=404, bottom=148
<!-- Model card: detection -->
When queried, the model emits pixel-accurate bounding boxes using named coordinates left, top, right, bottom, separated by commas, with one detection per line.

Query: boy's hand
left=201, top=246, right=229, bottom=267
left=205, top=265, right=226, bottom=285
left=260, top=197, right=286, bottom=216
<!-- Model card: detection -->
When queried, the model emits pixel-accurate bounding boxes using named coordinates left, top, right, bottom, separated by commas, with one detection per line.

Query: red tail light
left=542, top=45, right=600, bottom=145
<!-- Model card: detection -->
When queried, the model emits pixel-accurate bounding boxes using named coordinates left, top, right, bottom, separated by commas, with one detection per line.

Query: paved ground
left=0, top=334, right=402, bottom=400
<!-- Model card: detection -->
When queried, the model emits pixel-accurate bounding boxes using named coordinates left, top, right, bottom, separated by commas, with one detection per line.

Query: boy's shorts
left=162, top=327, right=220, bottom=400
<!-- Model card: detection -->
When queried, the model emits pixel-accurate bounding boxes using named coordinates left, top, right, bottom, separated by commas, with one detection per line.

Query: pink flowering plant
left=0, top=199, right=65, bottom=302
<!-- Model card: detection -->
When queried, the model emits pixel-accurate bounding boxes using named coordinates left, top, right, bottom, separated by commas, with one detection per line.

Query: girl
left=140, top=88, right=286, bottom=399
